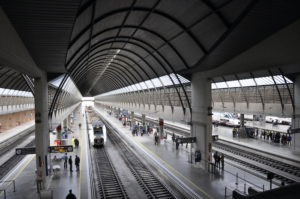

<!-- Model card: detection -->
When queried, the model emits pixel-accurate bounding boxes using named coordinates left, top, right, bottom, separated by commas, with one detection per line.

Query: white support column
left=131, top=111, right=135, bottom=124
left=142, top=114, right=146, bottom=125
left=191, top=72, right=212, bottom=168
left=158, top=118, right=164, bottom=139
left=34, top=72, right=49, bottom=190
left=292, top=75, right=300, bottom=153
left=240, top=114, right=245, bottom=127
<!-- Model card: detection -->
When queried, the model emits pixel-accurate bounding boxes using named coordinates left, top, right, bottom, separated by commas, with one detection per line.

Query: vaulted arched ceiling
left=1, top=0, right=300, bottom=96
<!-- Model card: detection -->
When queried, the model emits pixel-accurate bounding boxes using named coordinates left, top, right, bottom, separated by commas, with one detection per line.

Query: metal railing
left=0, top=180, right=16, bottom=199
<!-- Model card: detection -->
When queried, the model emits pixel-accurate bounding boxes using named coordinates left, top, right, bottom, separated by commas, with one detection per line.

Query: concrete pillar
left=131, top=111, right=135, bottom=124
left=142, top=114, right=146, bottom=125
left=63, top=118, right=68, bottom=131
left=34, top=73, right=49, bottom=189
left=191, top=72, right=212, bottom=168
left=292, top=75, right=300, bottom=153
left=240, top=114, right=245, bottom=127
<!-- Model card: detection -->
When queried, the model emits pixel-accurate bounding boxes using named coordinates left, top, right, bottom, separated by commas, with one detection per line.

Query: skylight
left=212, top=75, right=293, bottom=89
left=0, top=88, right=33, bottom=97
left=96, top=73, right=190, bottom=97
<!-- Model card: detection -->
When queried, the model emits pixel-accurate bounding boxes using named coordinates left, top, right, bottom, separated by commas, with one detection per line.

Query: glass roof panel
left=215, top=82, right=227, bottom=89
left=240, top=79, right=255, bottom=86
left=226, top=80, right=240, bottom=88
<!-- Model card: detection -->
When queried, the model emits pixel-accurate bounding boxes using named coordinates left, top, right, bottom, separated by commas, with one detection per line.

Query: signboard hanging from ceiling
left=16, top=147, right=36, bottom=155
left=48, top=145, right=73, bottom=153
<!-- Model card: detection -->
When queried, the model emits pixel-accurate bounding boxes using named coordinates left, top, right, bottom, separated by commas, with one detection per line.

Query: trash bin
left=195, top=150, right=201, bottom=163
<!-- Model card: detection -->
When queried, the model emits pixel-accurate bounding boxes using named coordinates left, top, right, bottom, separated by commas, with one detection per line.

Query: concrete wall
left=0, top=109, right=34, bottom=131
left=213, top=102, right=293, bottom=117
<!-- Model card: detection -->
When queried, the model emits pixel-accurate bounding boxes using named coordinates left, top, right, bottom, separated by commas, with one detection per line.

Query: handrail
left=0, top=180, right=16, bottom=199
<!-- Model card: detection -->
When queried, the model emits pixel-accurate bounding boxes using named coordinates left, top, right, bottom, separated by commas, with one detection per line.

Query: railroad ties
left=106, top=124, right=175, bottom=199
left=213, top=141, right=300, bottom=184
left=93, top=147, right=128, bottom=199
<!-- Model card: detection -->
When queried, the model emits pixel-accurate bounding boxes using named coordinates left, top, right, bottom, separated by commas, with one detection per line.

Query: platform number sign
left=16, top=147, right=36, bottom=155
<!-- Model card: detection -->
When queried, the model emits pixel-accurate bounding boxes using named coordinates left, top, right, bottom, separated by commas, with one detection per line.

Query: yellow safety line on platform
left=0, top=154, right=35, bottom=196
left=130, top=135, right=213, bottom=199
left=13, top=155, right=35, bottom=181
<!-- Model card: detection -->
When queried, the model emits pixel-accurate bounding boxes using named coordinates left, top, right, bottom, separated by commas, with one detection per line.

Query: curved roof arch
left=67, top=0, right=256, bottom=96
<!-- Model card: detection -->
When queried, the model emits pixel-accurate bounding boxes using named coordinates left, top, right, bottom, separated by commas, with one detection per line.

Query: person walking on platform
left=172, top=133, right=175, bottom=143
left=75, top=155, right=80, bottom=171
left=63, top=153, right=68, bottom=169
left=220, top=153, right=225, bottom=169
left=213, top=151, right=219, bottom=168
left=66, top=189, right=76, bottom=199
left=154, top=132, right=159, bottom=145
left=181, top=136, right=184, bottom=146
left=74, top=138, right=79, bottom=148
left=69, top=156, right=73, bottom=172
left=175, top=136, right=180, bottom=150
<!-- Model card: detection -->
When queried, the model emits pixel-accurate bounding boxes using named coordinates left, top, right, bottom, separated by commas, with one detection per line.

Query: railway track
left=92, top=147, right=128, bottom=199
left=0, top=128, right=34, bottom=157
left=213, top=141, right=300, bottom=184
left=0, top=140, right=35, bottom=180
left=101, top=120, right=176, bottom=199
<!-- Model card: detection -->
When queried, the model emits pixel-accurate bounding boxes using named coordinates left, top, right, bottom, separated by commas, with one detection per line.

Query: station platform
left=212, top=125, right=300, bottom=162
left=94, top=107, right=276, bottom=199
left=0, top=106, right=91, bottom=199
left=0, top=121, right=34, bottom=144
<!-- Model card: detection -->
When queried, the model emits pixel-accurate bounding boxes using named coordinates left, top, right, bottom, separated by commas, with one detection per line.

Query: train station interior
left=0, top=0, right=300, bottom=198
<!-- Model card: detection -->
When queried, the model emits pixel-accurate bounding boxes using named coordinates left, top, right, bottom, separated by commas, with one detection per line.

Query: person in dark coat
left=75, top=155, right=80, bottom=171
left=63, top=153, right=68, bottom=169
left=74, top=138, right=79, bottom=148
left=66, top=189, right=76, bottom=199
left=68, top=156, right=73, bottom=172
left=172, top=133, right=175, bottom=143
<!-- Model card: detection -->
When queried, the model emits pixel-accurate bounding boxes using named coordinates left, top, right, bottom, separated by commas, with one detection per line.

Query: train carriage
left=88, top=122, right=107, bottom=147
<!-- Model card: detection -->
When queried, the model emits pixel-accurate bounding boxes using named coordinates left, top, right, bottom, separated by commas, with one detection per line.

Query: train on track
left=212, top=112, right=240, bottom=127
left=88, top=120, right=107, bottom=147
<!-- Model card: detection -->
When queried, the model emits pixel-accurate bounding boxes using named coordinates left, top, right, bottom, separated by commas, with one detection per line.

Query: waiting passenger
left=175, top=136, right=180, bottom=150
left=232, top=128, right=237, bottom=137
left=172, top=133, right=175, bottom=143
left=287, top=134, right=292, bottom=145
left=154, top=132, right=159, bottom=145
left=66, top=189, right=76, bottom=199
left=69, top=156, right=73, bottom=172
left=213, top=151, right=219, bottom=168
left=75, top=155, right=80, bottom=171
left=63, top=153, right=68, bottom=169
left=220, top=153, right=225, bottom=170
left=74, top=138, right=79, bottom=148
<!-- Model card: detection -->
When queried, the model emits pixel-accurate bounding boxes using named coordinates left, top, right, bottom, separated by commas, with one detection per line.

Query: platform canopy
left=1, top=0, right=300, bottom=96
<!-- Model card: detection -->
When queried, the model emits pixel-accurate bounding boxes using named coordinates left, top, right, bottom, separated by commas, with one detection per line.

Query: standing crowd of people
left=260, top=129, right=292, bottom=145
left=63, top=153, right=80, bottom=172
